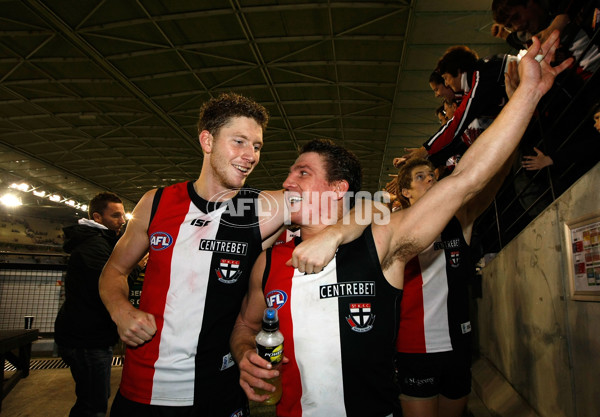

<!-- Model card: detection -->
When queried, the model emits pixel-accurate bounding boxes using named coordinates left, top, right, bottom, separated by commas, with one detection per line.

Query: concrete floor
left=2, top=365, right=276, bottom=417
left=2, top=366, right=121, bottom=417
left=2, top=357, right=492, bottom=417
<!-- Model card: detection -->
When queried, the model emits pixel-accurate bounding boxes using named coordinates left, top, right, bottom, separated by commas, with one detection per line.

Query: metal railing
left=474, top=62, right=599, bottom=257
left=0, top=262, right=66, bottom=335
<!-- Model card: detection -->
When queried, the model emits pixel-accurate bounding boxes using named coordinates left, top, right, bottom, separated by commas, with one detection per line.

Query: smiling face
left=442, top=72, right=463, bottom=93
left=282, top=151, right=341, bottom=227
left=429, top=81, right=456, bottom=102
left=201, top=116, right=263, bottom=197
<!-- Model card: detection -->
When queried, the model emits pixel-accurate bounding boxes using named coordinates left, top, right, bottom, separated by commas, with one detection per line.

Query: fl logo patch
left=265, top=290, right=288, bottom=310
left=150, top=232, right=172, bottom=251
left=346, top=303, right=375, bottom=333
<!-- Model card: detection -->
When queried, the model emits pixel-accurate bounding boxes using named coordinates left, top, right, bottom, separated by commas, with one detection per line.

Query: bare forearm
left=452, top=83, right=540, bottom=195
left=262, top=225, right=286, bottom=249
left=291, top=199, right=389, bottom=273
left=99, top=263, right=135, bottom=321
left=231, top=319, right=258, bottom=364
left=100, top=262, right=157, bottom=346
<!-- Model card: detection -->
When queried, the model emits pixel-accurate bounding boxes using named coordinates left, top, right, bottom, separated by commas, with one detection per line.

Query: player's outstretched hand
left=517, top=30, right=573, bottom=99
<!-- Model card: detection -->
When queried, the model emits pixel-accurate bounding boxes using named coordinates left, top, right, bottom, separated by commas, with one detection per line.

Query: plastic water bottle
left=255, top=307, right=284, bottom=405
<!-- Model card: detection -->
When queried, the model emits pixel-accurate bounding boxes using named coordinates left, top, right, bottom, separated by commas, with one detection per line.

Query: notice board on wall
left=565, top=213, right=600, bottom=301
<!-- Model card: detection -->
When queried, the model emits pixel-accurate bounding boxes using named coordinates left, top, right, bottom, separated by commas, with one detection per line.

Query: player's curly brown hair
left=197, top=92, right=269, bottom=137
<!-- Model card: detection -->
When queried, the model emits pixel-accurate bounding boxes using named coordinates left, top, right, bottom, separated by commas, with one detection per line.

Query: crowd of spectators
left=0, top=212, right=66, bottom=255
left=383, top=5, right=599, bottom=415
left=0, top=5, right=597, bottom=417
left=386, top=0, right=600, bottom=246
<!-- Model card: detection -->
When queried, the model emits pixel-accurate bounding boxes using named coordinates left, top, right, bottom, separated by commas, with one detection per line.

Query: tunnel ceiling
left=0, top=0, right=507, bottom=212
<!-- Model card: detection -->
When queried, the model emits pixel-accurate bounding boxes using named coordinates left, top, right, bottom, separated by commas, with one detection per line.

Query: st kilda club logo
left=216, top=259, right=242, bottom=284
left=346, top=303, right=375, bottom=333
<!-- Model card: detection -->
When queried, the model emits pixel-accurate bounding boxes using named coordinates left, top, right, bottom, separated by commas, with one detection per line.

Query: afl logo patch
left=266, top=290, right=288, bottom=310
left=229, top=409, right=244, bottom=417
left=150, top=232, right=173, bottom=251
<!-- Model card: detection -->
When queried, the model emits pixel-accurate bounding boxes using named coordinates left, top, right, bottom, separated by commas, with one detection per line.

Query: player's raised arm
left=375, top=31, right=572, bottom=266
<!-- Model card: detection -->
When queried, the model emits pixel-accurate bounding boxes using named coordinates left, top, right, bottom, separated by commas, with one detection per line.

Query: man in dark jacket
left=55, top=192, right=126, bottom=417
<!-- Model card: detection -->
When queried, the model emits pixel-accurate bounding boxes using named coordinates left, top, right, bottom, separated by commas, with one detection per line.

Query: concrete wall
left=476, top=163, right=600, bottom=417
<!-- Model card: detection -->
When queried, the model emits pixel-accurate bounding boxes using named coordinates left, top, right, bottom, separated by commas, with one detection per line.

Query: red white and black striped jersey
left=263, top=227, right=402, bottom=417
left=119, top=181, right=261, bottom=414
left=396, top=217, right=473, bottom=354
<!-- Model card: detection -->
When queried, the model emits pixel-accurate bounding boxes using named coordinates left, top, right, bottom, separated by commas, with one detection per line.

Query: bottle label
left=257, top=343, right=284, bottom=365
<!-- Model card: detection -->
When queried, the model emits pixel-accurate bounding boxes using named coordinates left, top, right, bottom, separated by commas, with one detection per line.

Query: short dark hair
left=429, top=71, right=444, bottom=85
left=437, top=46, right=479, bottom=78
left=396, top=158, right=434, bottom=206
left=197, top=92, right=269, bottom=137
left=492, top=0, right=528, bottom=25
left=444, top=97, right=458, bottom=106
left=435, top=105, right=445, bottom=117
left=299, top=139, right=362, bottom=207
left=88, top=192, right=122, bottom=219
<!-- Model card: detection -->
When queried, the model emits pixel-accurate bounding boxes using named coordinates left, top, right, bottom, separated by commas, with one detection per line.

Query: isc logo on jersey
left=266, top=290, right=288, bottom=310
left=150, top=232, right=173, bottom=251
